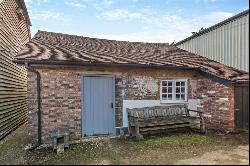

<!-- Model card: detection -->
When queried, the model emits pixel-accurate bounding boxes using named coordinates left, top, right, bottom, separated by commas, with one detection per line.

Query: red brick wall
left=196, top=79, right=234, bottom=131
left=40, top=71, right=82, bottom=142
left=27, top=71, right=38, bottom=145
left=27, top=67, right=234, bottom=143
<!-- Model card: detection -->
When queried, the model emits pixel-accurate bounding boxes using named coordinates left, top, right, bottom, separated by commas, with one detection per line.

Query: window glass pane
left=176, top=87, right=180, bottom=93
left=162, top=94, right=167, bottom=99
left=168, top=94, right=173, bottom=100
left=181, top=87, right=185, bottom=93
left=162, top=81, right=168, bottom=86
left=161, top=80, right=187, bottom=102
left=162, top=87, right=167, bottom=93
left=181, top=94, right=185, bottom=100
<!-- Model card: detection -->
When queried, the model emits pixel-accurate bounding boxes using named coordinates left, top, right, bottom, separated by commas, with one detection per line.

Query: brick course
left=196, top=79, right=234, bottom=130
left=27, top=67, right=234, bottom=144
left=27, top=71, right=38, bottom=145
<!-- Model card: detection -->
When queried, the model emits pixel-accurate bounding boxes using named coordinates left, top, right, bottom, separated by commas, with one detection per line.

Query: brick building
left=14, top=31, right=249, bottom=146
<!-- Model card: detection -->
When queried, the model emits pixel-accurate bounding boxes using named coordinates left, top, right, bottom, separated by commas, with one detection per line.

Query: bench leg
left=128, top=123, right=134, bottom=137
left=135, top=122, right=144, bottom=140
left=200, top=118, right=206, bottom=133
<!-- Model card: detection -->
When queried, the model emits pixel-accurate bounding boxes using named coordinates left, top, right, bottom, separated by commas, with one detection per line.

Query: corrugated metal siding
left=177, top=13, right=249, bottom=72
left=0, top=0, right=30, bottom=139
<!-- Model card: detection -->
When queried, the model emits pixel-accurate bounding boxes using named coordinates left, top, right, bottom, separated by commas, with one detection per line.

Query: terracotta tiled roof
left=14, top=31, right=249, bottom=83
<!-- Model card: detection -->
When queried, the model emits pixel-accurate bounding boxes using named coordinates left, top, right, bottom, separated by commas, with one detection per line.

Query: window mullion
left=185, top=81, right=187, bottom=101
left=167, top=81, right=170, bottom=101
left=161, top=81, right=163, bottom=100
left=173, top=80, right=176, bottom=101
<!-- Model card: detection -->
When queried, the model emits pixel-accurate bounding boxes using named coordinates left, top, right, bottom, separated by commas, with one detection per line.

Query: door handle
left=234, top=108, right=240, bottom=111
left=111, top=103, right=114, bottom=109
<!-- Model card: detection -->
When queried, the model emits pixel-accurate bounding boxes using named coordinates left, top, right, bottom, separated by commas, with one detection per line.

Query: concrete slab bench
left=127, top=104, right=205, bottom=140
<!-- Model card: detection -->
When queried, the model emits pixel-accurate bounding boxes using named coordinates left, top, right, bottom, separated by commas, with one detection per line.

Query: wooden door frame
left=234, top=84, right=249, bottom=132
left=81, top=74, right=116, bottom=137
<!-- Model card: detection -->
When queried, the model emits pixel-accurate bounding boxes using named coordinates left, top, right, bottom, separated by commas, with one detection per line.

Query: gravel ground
left=176, top=145, right=249, bottom=165
left=0, top=123, right=249, bottom=165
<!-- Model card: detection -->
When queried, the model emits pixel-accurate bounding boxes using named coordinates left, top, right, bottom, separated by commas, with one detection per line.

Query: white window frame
left=160, top=79, right=188, bottom=103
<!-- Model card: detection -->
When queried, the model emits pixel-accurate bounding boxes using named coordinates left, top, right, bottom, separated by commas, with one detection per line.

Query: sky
left=24, top=0, right=249, bottom=43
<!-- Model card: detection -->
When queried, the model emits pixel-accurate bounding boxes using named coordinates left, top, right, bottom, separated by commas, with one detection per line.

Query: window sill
left=160, top=100, right=188, bottom=104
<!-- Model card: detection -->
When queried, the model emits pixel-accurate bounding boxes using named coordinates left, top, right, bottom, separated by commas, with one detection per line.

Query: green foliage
left=0, top=126, right=29, bottom=165
left=129, top=133, right=214, bottom=148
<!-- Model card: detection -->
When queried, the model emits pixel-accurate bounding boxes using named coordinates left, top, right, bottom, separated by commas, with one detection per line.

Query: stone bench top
left=127, top=104, right=189, bottom=118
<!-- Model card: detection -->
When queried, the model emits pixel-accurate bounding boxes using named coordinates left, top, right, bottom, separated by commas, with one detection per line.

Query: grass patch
left=128, top=133, right=214, bottom=148
left=27, top=141, right=120, bottom=165
left=0, top=128, right=28, bottom=152
left=0, top=130, right=28, bottom=151
left=109, top=150, right=121, bottom=165
left=0, top=125, right=29, bottom=165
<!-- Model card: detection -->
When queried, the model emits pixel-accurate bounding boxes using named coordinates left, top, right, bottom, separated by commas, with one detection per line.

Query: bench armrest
left=188, top=108, right=205, bottom=121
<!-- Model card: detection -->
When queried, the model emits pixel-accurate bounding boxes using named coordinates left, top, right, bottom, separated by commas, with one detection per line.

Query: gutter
left=25, top=63, right=42, bottom=150
left=15, top=60, right=246, bottom=83
left=14, top=60, right=199, bottom=70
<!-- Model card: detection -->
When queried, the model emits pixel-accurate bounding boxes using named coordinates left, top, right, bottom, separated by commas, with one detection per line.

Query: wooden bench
left=127, top=104, right=205, bottom=140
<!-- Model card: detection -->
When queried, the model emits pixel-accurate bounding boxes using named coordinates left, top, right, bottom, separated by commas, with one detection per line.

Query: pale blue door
left=82, top=76, right=115, bottom=136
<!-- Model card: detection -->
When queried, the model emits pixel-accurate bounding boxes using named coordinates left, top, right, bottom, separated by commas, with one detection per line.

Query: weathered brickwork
left=40, top=70, right=82, bottom=142
left=114, top=75, right=124, bottom=127
left=124, top=75, right=159, bottom=100
left=196, top=79, right=234, bottom=131
left=27, top=71, right=38, bottom=145
left=27, top=67, right=235, bottom=143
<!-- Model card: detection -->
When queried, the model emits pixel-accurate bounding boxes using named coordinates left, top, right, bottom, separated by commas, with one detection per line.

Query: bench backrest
left=127, top=104, right=188, bottom=118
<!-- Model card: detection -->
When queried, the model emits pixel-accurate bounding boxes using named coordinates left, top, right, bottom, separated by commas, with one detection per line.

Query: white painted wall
left=122, top=99, right=201, bottom=127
